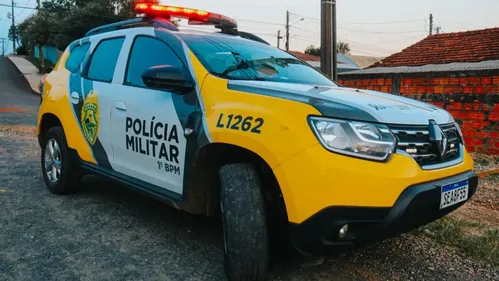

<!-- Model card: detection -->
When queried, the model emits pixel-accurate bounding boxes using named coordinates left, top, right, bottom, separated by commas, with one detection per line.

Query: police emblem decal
left=81, top=91, right=99, bottom=145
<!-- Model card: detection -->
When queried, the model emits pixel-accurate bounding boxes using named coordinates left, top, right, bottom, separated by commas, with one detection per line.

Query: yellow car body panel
left=37, top=49, right=96, bottom=164
left=200, top=74, right=322, bottom=169
left=275, top=145, right=474, bottom=224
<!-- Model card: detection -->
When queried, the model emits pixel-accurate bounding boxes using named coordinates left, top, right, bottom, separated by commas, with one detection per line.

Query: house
left=288, top=51, right=367, bottom=73
left=338, top=27, right=499, bottom=154
left=345, top=54, right=383, bottom=69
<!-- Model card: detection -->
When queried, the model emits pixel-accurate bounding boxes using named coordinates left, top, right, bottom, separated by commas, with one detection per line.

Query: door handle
left=115, top=101, right=127, bottom=111
left=70, top=92, right=80, bottom=104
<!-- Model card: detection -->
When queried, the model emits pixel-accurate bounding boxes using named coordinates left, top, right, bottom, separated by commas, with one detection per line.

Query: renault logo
left=428, top=120, right=447, bottom=158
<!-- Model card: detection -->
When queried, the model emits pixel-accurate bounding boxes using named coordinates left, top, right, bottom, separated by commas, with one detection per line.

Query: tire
left=41, top=126, right=82, bottom=194
left=219, top=163, right=269, bottom=281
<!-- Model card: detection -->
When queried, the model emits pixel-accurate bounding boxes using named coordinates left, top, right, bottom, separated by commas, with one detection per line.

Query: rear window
left=86, top=37, right=125, bottom=82
left=65, top=43, right=90, bottom=72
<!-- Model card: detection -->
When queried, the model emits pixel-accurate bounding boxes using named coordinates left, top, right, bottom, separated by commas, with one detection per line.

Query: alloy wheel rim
left=44, top=139, right=62, bottom=183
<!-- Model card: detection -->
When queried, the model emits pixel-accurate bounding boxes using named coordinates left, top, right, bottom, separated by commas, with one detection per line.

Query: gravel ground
left=1, top=56, right=498, bottom=281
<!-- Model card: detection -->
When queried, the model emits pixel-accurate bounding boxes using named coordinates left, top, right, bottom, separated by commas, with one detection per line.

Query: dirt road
left=0, top=56, right=497, bottom=281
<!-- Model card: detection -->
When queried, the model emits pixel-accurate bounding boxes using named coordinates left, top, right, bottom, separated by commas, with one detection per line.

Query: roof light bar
left=134, top=2, right=237, bottom=29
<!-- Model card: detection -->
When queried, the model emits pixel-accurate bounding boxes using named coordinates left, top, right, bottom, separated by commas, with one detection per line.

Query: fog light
left=339, top=224, right=348, bottom=239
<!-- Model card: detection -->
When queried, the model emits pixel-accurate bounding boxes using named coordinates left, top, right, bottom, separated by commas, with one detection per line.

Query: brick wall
left=337, top=72, right=499, bottom=154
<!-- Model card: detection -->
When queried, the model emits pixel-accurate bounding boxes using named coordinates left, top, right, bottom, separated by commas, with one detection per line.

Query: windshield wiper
left=218, top=74, right=267, bottom=81
left=220, top=51, right=250, bottom=77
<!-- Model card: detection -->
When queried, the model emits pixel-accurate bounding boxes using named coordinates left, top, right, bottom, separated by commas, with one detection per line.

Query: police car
left=37, top=1, right=478, bottom=280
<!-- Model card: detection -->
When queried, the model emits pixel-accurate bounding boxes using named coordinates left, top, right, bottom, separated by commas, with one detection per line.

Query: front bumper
left=288, top=170, right=478, bottom=252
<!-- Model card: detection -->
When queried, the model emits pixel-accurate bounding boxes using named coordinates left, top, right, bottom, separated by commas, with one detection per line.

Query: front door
left=110, top=35, right=196, bottom=196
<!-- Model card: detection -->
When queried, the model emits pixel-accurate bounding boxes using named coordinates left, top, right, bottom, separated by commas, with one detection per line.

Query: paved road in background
left=0, top=56, right=39, bottom=125
left=0, top=55, right=497, bottom=281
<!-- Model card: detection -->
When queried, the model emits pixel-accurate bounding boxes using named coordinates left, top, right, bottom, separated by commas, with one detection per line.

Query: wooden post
left=40, top=46, right=45, bottom=74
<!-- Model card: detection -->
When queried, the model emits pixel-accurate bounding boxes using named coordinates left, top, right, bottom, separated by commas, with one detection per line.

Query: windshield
left=177, top=33, right=337, bottom=86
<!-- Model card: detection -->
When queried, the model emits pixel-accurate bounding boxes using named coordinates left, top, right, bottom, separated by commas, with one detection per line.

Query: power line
left=292, top=33, right=319, bottom=40
left=341, top=18, right=425, bottom=25
left=292, top=36, right=319, bottom=44
left=16, top=0, right=34, bottom=17
left=350, top=48, right=387, bottom=57
left=236, top=18, right=284, bottom=27
left=288, top=12, right=320, bottom=23
left=289, top=11, right=426, bottom=26
left=338, top=27, right=427, bottom=34
left=0, top=3, right=36, bottom=9
left=290, top=25, right=318, bottom=33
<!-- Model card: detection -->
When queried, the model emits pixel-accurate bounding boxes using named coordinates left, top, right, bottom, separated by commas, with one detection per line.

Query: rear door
left=79, top=36, right=127, bottom=168
left=109, top=35, right=194, bottom=196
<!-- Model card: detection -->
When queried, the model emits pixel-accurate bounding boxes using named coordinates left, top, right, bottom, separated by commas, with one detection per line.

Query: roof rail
left=85, top=17, right=178, bottom=37
left=236, top=31, right=270, bottom=45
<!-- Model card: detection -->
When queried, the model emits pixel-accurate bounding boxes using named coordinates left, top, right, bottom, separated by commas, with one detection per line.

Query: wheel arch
left=185, top=142, right=288, bottom=222
left=38, top=113, right=63, bottom=147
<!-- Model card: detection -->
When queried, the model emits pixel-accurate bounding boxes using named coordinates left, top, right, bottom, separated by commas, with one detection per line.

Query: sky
left=1, top=0, right=499, bottom=57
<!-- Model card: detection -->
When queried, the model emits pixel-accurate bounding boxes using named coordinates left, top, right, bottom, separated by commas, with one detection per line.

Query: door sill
left=81, top=162, right=184, bottom=203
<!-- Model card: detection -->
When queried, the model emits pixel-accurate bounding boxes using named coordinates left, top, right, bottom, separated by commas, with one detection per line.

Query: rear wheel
left=41, top=126, right=82, bottom=194
left=219, top=163, right=269, bottom=281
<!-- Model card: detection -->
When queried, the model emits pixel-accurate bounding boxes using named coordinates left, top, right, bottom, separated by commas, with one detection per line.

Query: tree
left=304, top=45, right=321, bottom=56
left=20, top=10, right=58, bottom=72
left=304, top=41, right=352, bottom=56
left=337, top=41, right=351, bottom=55
left=8, top=25, right=22, bottom=51
left=12, top=0, right=137, bottom=69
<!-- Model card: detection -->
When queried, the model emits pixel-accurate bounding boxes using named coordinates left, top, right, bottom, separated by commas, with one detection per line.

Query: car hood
left=227, top=80, right=454, bottom=125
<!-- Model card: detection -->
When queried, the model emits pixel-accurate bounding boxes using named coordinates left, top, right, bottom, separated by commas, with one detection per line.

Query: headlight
left=309, top=117, right=396, bottom=161
left=454, top=122, right=464, bottom=144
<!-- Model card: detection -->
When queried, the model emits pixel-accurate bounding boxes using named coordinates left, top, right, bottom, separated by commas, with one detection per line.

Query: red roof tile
left=289, top=51, right=321, bottom=62
left=369, top=27, right=499, bottom=68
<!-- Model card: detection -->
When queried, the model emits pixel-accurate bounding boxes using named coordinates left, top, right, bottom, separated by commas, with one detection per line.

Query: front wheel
left=219, top=163, right=269, bottom=281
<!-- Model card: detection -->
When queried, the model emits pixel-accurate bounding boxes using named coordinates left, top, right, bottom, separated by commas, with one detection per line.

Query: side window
left=125, top=36, right=183, bottom=87
left=87, top=37, right=125, bottom=82
left=65, top=43, right=90, bottom=73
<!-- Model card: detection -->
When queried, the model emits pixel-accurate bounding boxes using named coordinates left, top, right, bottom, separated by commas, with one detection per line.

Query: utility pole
left=11, top=0, right=16, bottom=54
left=276, top=30, right=283, bottom=49
left=37, top=0, right=43, bottom=73
left=285, top=11, right=290, bottom=51
left=321, top=0, right=337, bottom=81
left=0, top=38, right=6, bottom=56
left=429, top=13, right=433, bottom=35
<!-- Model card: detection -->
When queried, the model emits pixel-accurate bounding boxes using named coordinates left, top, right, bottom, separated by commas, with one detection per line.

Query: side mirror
left=141, top=65, right=195, bottom=94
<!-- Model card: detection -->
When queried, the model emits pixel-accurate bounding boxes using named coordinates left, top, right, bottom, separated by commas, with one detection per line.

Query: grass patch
left=24, top=56, right=55, bottom=74
left=415, top=217, right=498, bottom=265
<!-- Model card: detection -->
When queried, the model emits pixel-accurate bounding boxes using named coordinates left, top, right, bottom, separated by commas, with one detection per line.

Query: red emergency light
left=135, top=1, right=238, bottom=29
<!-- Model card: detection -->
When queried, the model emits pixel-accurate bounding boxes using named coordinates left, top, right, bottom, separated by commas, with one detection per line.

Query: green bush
left=16, top=45, right=28, bottom=55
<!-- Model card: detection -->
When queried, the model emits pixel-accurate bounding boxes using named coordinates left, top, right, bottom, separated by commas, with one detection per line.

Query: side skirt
left=80, top=161, right=185, bottom=209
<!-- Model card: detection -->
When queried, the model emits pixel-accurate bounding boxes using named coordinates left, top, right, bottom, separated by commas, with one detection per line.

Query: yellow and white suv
left=37, top=2, right=478, bottom=281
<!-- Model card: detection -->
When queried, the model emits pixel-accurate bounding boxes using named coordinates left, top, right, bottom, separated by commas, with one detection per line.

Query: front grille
left=389, top=123, right=461, bottom=167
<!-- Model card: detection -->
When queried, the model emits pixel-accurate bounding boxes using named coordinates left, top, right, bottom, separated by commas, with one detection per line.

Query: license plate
left=440, top=180, right=469, bottom=209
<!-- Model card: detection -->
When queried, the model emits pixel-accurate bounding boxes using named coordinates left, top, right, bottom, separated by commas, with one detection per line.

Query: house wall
left=34, top=46, right=61, bottom=66
left=338, top=71, right=499, bottom=154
